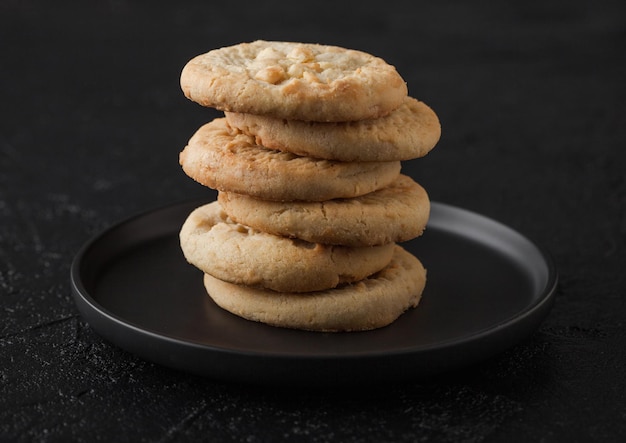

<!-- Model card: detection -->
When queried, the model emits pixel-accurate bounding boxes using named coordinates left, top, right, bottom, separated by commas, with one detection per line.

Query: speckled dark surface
left=1, top=0, right=625, bottom=441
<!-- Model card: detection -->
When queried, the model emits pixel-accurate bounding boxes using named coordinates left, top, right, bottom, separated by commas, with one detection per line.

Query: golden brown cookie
left=225, top=97, right=441, bottom=162
left=179, top=202, right=395, bottom=293
left=202, top=245, right=426, bottom=332
left=218, top=175, right=430, bottom=246
left=179, top=118, right=401, bottom=201
left=180, top=40, right=407, bottom=122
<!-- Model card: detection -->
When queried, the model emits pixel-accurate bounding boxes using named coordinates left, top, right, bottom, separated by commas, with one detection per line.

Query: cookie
left=225, top=97, right=441, bottom=162
left=180, top=40, right=407, bottom=122
left=179, top=201, right=396, bottom=293
left=179, top=118, right=402, bottom=202
left=218, top=175, right=430, bottom=247
left=202, top=245, right=426, bottom=332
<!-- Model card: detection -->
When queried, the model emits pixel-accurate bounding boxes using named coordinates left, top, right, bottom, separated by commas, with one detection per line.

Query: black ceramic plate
left=71, top=200, right=557, bottom=386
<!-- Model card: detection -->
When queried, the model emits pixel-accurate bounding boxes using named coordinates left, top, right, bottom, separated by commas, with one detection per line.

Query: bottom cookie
left=202, top=245, right=427, bottom=332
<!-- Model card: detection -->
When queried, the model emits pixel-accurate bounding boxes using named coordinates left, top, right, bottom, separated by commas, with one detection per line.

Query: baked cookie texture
left=177, top=41, right=441, bottom=332
left=202, top=245, right=426, bottom=332
left=179, top=118, right=401, bottom=202
left=180, top=40, right=407, bottom=122
left=179, top=202, right=395, bottom=293
left=218, top=174, right=430, bottom=246
left=225, top=97, right=441, bottom=162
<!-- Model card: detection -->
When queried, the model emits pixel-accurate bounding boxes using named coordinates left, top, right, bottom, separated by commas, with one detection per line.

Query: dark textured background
left=1, top=0, right=625, bottom=441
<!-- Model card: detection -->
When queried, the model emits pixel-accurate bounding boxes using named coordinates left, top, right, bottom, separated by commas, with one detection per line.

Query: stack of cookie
left=177, top=41, right=440, bottom=332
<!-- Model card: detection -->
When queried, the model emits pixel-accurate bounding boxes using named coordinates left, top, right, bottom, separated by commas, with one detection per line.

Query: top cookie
left=180, top=40, right=407, bottom=122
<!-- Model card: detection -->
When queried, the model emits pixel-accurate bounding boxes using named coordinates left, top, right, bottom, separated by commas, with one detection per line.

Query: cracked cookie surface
left=180, top=40, right=407, bottom=122
left=219, top=175, right=430, bottom=246
left=225, top=97, right=441, bottom=161
left=202, top=245, right=426, bottom=332
left=179, top=201, right=395, bottom=293
left=179, top=118, right=401, bottom=201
